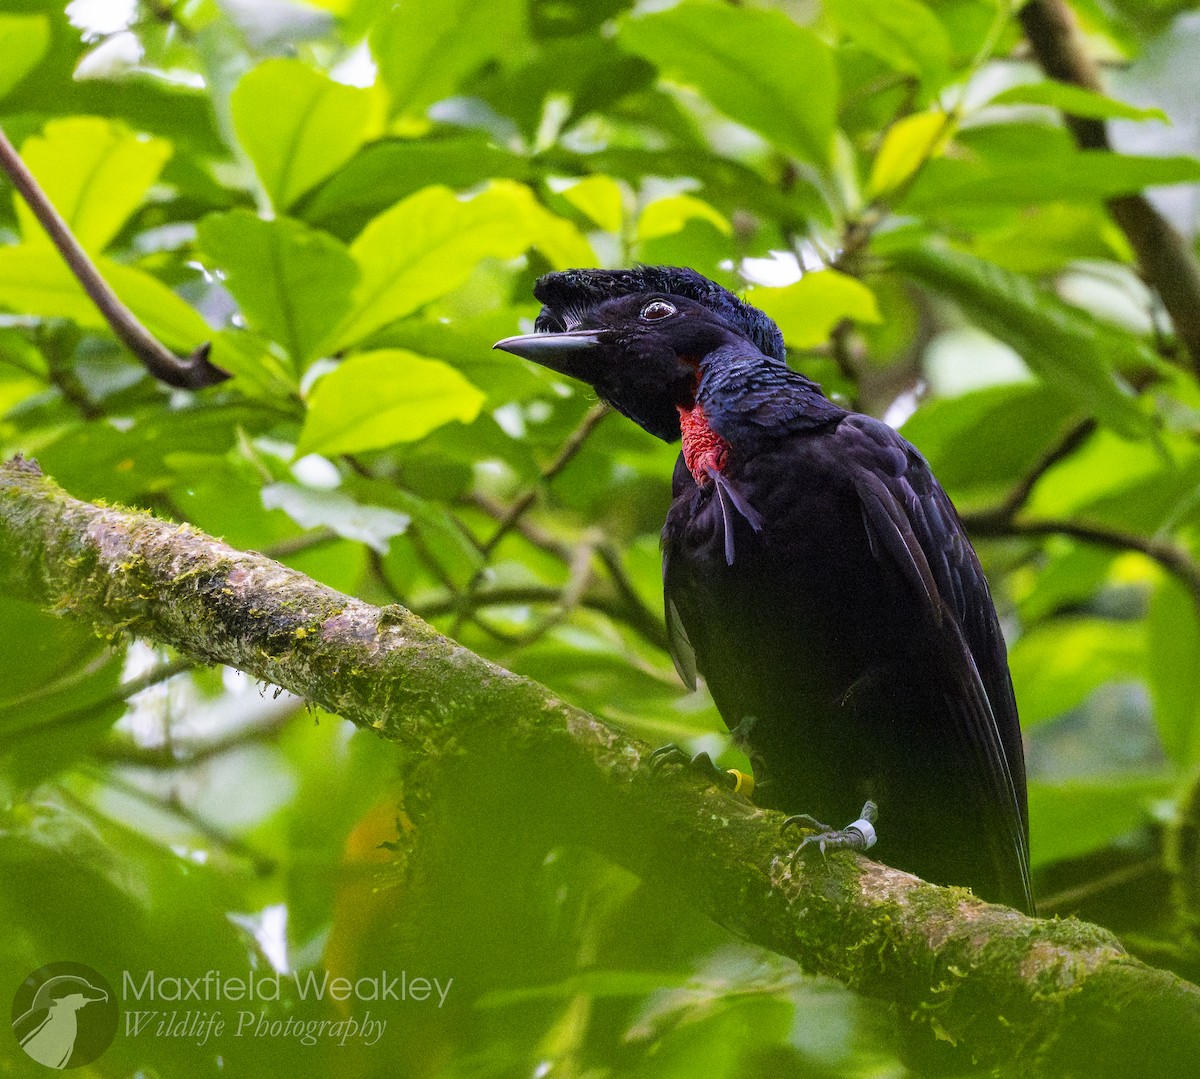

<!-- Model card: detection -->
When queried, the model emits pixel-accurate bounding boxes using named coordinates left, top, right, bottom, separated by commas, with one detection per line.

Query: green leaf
left=990, top=81, right=1169, bottom=123
left=0, top=247, right=209, bottom=352
left=0, top=599, right=125, bottom=786
left=261, top=482, right=410, bottom=553
left=900, top=382, right=1076, bottom=500
left=231, top=59, right=374, bottom=211
left=35, top=403, right=260, bottom=503
left=971, top=203, right=1131, bottom=275
left=747, top=271, right=880, bottom=349
left=826, top=0, right=952, bottom=88
left=903, top=149, right=1200, bottom=210
left=0, top=14, right=49, bottom=100
left=478, top=969, right=691, bottom=1008
left=636, top=193, right=730, bottom=242
left=867, top=110, right=954, bottom=198
left=886, top=238, right=1155, bottom=437
left=297, top=349, right=486, bottom=457
left=559, top=175, right=625, bottom=234
left=301, top=135, right=530, bottom=237
left=1146, top=576, right=1200, bottom=767
left=197, top=210, right=357, bottom=367
left=205, top=329, right=298, bottom=399
left=372, top=308, right=561, bottom=404
left=371, top=0, right=524, bottom=118
left=1009, top=618, right=1143, bottom=729
left=328, top=182, right=587, bottom=352
left=16, top=118, right=172, bottom=252
left=1028, top=775, right=1175, bottom=867
left=617, top=1, right=837, bottom=167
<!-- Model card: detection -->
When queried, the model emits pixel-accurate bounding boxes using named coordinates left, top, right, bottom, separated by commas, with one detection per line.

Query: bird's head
left=494, top=267, right=783, bottom=442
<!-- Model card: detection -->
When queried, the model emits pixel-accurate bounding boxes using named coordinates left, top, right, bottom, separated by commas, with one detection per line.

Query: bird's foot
left=649, top=744, right=755, bottom=798
left=783, top=801, right=878, bottom=861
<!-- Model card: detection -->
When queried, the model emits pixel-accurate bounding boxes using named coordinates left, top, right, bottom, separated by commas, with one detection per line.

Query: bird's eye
left=640, top=300, right=676, bottom=322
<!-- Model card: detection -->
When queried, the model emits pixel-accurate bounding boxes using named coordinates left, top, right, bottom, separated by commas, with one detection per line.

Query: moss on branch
left=2, top=455, right=1198, bottom=1076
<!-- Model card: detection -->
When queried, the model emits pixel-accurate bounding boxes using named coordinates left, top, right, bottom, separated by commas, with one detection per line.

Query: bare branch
left=0, top=125, right=229, bottom=390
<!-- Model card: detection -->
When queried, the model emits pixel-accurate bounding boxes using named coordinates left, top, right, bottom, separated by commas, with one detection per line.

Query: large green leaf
left=1009, top=618, right=1144, bottom=729
left=301, top=135, right=530, bottom=237
left=0, top=600, right=125, bottom=786
left=1028, top=775, right=1176, bottom=868
left=0, top=14, right=49, bottom=100
left=328, top=182, right=591, bottom=352
left=297, top=349, right=486, bottom=457
left=15, top=118, right=172, bottom=253
left=903, top=149, right=1200, bottom=210
left=826, top=0, right=951, bottom=88
left=617, top=0, right=837, bottom=167
left=0, top=247, right=209, bottom=352
left=230, top=59, right=374, bottom=211
left=197, top=210, right=357, bottom=367
left=261, top=482, right=411, bottom=553
left=371, top=0, right=525, bottom=118
left=747, top=271, right=880, bottom=350
left=1146, top=576, right=1200, bottom=767
left=886, top=238, right=1156, bottom=437
left=900, top=383, right=1077, bottom=500
left=989, top=81, right=1169, bottom=122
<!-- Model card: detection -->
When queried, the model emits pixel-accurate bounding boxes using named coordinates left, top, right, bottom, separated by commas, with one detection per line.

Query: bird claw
left=783, top=801, right=879, bottom=862
left=649, top=744, right=753, bottom=797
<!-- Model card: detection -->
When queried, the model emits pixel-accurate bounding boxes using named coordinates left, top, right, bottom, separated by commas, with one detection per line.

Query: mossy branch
left=2, top=455, right=1198, bottom=1077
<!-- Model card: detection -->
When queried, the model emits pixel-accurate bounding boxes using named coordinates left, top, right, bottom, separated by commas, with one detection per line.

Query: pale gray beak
left=493, top=330, right=604, bottom=381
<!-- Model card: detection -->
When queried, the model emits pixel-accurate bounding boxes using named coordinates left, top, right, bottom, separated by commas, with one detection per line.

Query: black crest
left=532, top=266, right=786, bottom=362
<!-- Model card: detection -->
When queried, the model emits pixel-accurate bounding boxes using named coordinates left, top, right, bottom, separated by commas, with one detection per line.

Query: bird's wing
left=664, top=588, right=698, bottom=691
left=843, top=413, right=1033, bottom=910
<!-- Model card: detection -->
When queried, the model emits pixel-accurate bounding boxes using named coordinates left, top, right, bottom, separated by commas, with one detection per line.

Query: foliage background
left=2, top=0, right=1200, bottom=1075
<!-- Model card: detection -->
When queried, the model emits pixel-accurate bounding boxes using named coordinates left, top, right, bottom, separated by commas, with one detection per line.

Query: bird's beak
left=493, top=330, right=604, bottom=381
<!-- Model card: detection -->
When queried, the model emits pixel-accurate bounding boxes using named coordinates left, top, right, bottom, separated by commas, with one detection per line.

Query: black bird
left=495, top=267, right=1033, bottom=914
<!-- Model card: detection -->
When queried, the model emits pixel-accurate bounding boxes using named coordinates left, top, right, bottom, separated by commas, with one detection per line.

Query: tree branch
left=0, top=125, right=229, bottom=390
left=2, top=454, right=1199, bottom=1076
left=1018, top=0, right=1200, bottom=370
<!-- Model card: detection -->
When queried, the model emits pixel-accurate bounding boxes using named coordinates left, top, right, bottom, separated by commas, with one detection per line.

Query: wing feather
left=844, top=414, right=1033, bottom=911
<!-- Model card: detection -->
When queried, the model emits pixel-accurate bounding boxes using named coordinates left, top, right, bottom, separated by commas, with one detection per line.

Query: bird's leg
left=783, top=801, right=878, bottom=861
left=649, top=744, right=755, bottom=798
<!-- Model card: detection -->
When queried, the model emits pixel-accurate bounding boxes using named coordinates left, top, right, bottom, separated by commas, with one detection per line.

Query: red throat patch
left=678, top=403, right=728, bottom=485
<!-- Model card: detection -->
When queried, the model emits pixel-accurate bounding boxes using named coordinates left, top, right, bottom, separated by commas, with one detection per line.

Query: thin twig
left=966, top=513, right=1200, bottom=611
left=80, top=765, right=276, bottom=875
left=0, top=124, right=228, bottom=389
left=1038, top=856, right=1163, bottom=915
left=95, top=702, right=299, bottom=767
left=466, top=493, right=670, bottom=651
left=483, top=403, right=610, bottom=560
left=452, top=403, right=610, bottom=635
left=968, top=418, right=1098, bottom=528
left=262, top=527, right=340, bottom=560
left=4, top=656, right=196, bottom=743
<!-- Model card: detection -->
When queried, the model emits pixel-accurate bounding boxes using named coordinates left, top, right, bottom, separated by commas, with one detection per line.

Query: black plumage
left=495, top=268, right=1033, bottom=913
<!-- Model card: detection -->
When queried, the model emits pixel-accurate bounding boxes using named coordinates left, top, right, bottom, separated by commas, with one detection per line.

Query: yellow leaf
left=867, top=111, right=954, bottom=200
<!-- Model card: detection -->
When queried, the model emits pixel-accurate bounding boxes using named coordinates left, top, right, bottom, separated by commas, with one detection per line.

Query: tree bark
left=2, top=455, right=1198, bottom=1077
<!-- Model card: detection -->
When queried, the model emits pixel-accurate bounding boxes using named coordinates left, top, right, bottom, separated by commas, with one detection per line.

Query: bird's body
left=664, top=351, right=1030, bottom=910
left=496, top=268, right=1033, bottom=914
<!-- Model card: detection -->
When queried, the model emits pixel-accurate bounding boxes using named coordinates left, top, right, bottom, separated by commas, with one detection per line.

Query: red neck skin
left=677, top=402, right=728, bottom=485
